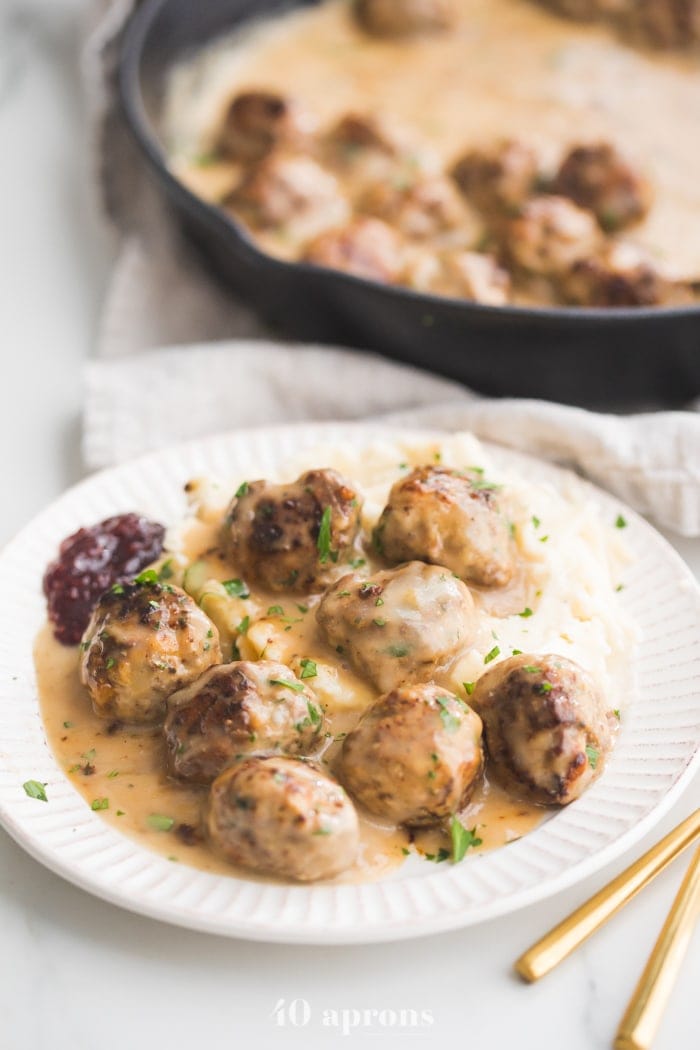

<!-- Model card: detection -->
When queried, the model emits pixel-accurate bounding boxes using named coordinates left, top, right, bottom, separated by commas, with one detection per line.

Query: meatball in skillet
left=505, top=195, right=601, bottom=277
left=206, top=755, right=359, bottom=881
left=553, top=142, right=652, bottom=232
left=562, top=241, right=695, bottom=307
left=164, top=660, right=324, bottom=783
left=357, top=174, right=474, bottom=243
left=316, top=562, right=476, bottom=692
left=404, top=249, right=511, bottom=304
left=80, top=580, right=221, bottom=724
left=375, top=466, right=516, bottom=588
left=451, top=139, right=540, bottom=218
left=303, top=217, right=404, bottom=283
left=320, top=113, right=433, bottom=191
left=225, top=153, right=348, bottom=240
left=354, top=0, right=457, bottom=36
left=338, top=683, right=483, bottom=825
left=222, top=468, right=363, bottom=594
left=215, top=90, right=316, bottom=163
left=470, top=653, right=615, bottom=806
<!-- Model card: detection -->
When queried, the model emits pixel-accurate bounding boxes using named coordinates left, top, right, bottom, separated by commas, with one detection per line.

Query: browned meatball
left=451, top=139, right=540, bottom=218
left=505, top=195, right=601, bottom=277
left=554, top=142, right=652, bottom=232
left=471, top=653, right=615, bottom=805
left=222, top=468, right=363, bottom=593
left=354, top=0, right=456, bottom=37
left=375, top=466, right=516, bottom=587
left=636, top=0, right=700, bottom=47
left=357, top=174, right=473, bottom=242
left=320, top=113, right=430, bottom=192
left=303, top=217, right=404, bottom=283
left=80, top=580, right=221, bottom=725
left=215, top=91, right=316, bottom=163
left=563, top=243, right=696, bottom=307
left=225, top=153, right=347, bottom=236
left=206, top=756, right=359, bottom=881
left=404, top=249, right=511, bottom=304
left=316, top=562, right=476, bottom=692
left=338, top=683, right=483, bottom=825
left=164, top=660, right=324, bottom=783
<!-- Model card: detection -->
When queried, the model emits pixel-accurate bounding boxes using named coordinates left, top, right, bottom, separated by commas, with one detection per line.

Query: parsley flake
left=484, top=645, right=500, bottom=664
left=450, top=817, right=483, bottom=863
left=586, top=745, right=600, bottom=770
left=23, top=780, right=47, bottom=802
left=269, top=677, right=305, bottom=693
left=223, top=578, right=250, bottom=599
left=147, top=814, right=174, bottom=832
left=300, top=658, right=317, bottom=679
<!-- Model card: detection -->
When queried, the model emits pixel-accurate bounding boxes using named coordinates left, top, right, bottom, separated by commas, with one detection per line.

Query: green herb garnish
left=23, top=780, right=47, bottom=802
left=134, top=569, right=159, bottom=585
left=147, top=814, right=174, bottom=831
left=317, top=506, right=334, bottom=564
left=269, top=677, right=305, bottom=693
left=91, top=797, right=109, bottom=811
left=300, top=658, right=317, bottom=679
left=484, top=645, right=500, bottom=664
left=450, top=817, right=483, bottom=863
left=586, top=745, right=599, bottom=769
left=223, top=578, right=250, bottom=599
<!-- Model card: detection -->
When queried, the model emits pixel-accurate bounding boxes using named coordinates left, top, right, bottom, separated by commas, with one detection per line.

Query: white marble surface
left=1, top=3, right=699, bottom=1048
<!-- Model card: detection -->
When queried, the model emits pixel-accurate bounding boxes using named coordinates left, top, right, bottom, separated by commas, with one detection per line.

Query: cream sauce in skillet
left=166, top=0, right=700, bottom=276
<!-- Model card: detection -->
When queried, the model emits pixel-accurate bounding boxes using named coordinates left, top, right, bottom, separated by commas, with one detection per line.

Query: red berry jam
left=43, top=513, right=165, bottom=645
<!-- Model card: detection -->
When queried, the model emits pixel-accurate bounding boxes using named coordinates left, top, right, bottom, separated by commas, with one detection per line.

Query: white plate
left=1, top=422, right=700, bottom=945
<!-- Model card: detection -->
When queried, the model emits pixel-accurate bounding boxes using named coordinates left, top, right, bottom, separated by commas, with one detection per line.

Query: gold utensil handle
left=614, top=845, right=700, bottom=1050
left=515, top=809, right=700, bottom=983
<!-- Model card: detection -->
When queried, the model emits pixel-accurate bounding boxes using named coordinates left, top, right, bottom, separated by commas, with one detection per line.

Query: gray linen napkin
left=82, top=1, right=700, bottom=536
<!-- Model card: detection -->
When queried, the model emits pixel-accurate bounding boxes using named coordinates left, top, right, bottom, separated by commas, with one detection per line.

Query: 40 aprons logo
left=272, top=998, right=434, bottom=1035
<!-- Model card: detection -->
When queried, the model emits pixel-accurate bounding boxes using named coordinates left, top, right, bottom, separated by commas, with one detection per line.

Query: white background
left=1, top=2, right=699, bottom=1048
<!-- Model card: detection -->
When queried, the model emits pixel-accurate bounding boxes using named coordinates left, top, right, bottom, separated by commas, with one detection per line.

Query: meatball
left=303, top=217, right=404, bottom=284
left=470, top=653, right=615, bottom=805
left=222, top=468, right=363, bottom=593
left=164, top=660, right=325, bottom=783
left=316, top=562, right=476, bottom=692
left=636, top=0, right=700, bottom=48
left=206, top=756, right=360, bottom=881
left=562, top=242, right=696, bottom=307
left=357, top=174, right=474, bottom=242
left=553, top=142, right=652, bottom=232
left=225, top=153, right=348, bottom=239
left=215, top=90, right=316, bottom=163
left=338, top=683, right=483, bottom=825
left=404, top=249, right=511, bottom=304
left=320, top=113, right=433, bottom=191
left=80, top=581, right=221, bottom=724
left=505, top=195, right=601, bottom=277
left=354, top=0, right=457, bottom=36
left=374, top=466, right=516, bottom=587
left=451, top=139, right=540, bottom=218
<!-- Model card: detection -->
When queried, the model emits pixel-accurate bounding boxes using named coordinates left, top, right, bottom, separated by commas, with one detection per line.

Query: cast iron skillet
left=119, top=0, right=700, bottom=405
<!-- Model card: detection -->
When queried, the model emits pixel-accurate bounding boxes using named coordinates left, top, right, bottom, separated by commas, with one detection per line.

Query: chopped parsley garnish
left=312, top=827, right=332, bottom=836
left=372, top=618, right=386, bottom=627
left=518, top=607, right=533, bottom=619
left=134, top=569, right=159, bottom=585
left=107, top=770, right=119, bottom=779
left=471, top=479, right=502, bottom=492
left=437, top=696, right=461, bottom=733
left=463, top=682, right=475, bottom=696
left=539, top=535, right=549, bottom=543
left=385, top=644, right=410, bottom=658
left=512, top=649, right=523, bottom=656
left=532, top=515, right=541, bottom=529
left=337, top=590, right=351, bottom=597
left=223, top=578, right=250, bottom=599
left=235, top=481, right=249, bottom=498
left=237, top=615, right=250, bottom=634
left=269, top=677, right=305, bottom=693
left=91, top=797, right=109, bottom=811
left=586, top=745, right=600, bottom=770
left=267, top=605, right=284, bottom=616
left=450, top=817, right=483, bottom=863
left=401, top=847, right=411, bottom=856
left=375, top=597, right=384, bottom=606
left=484, top=646, right=500, bottom=664
left=523, top=665, right=541, bottom=674
left=158, top=559, right=174, bottom=580
left=307, top=701, right=322, bottom=725
left=110, top=583, right=124, bottom=595
left=615, top=583, right=624, bottom=592
left=348, top=557, right=366, bottom=569
left=105, top=657, right=116, bottom=670
left=613, top=709, right=621, bottom=720
left=299, top=658, right=317, bottom=679
left=296, top=604, right=309, bottom=614
left=537, top=682, right=553, bottom=694
left=615, top=515, right=628, bottom=529
left=147, top=814, right=174, bottom=832
left=23, top=780, right=47, bottom=802
left=63, top=720, right=73, bottom=729
left=317, top=506, right=336, bottom=564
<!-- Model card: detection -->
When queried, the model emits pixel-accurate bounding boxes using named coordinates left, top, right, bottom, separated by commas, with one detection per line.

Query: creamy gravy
left=36, top=542, right=545, bottom=885
left=166, top=0, right=700, bottom=276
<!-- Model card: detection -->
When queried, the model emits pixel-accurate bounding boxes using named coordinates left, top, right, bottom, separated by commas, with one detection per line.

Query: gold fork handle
left=514, top=809, right=700, bottom=982
left=614, top=845, right=700, bottom=1050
